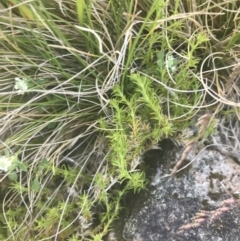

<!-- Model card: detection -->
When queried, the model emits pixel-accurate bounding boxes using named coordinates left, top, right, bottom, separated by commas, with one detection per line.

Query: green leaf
left=38, top=158, right=48, bottom=172
left=32, top=176, right=41, bottom=192
left=37, top=106, right=45, bottom=114
left=157, top=50, right=164, bottom=68
left=37, top=78, right=48, bottom=85
left=47, top=122, right=57, bottom=130
left=77, top=0, right=86, bottom=26
left=8, top=172, right=18, bottom=182
left=17, top=162, right=28, bottom=172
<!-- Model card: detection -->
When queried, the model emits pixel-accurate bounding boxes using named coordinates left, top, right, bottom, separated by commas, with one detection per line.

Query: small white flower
left=165, top=54, right=178, bottom=73
left=0, top=156, right=13, bottom=172
left=14, top=77, right=28, bottom=94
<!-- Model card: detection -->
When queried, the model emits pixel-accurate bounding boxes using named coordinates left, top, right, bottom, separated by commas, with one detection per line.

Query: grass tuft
left=0, top=0, right=240, bottom=240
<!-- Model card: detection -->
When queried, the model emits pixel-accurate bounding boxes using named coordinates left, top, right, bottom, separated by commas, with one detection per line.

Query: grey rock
left=123, top=140, right=240, bottom=241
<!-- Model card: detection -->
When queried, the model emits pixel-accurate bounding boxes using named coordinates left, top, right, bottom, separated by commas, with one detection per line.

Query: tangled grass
left=0, top=0, right=240, bottom=240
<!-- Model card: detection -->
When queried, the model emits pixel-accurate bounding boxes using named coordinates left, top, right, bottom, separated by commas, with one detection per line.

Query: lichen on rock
left=123, top=135, right=240, bottom=241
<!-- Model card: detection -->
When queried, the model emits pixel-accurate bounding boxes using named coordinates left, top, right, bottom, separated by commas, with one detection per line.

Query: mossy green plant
left=0, top=0, right=240, bottom=240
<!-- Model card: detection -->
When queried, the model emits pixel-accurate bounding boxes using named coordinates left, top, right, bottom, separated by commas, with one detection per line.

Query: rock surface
left=122, top=139, right=240, bottom=241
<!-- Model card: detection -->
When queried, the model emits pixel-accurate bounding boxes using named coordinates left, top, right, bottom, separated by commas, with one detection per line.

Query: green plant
left=0, top=0, right=240, bottom=240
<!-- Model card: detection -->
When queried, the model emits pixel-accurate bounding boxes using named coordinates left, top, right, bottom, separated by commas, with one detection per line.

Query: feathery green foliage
left=0, top=0, right=240, bottom=240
